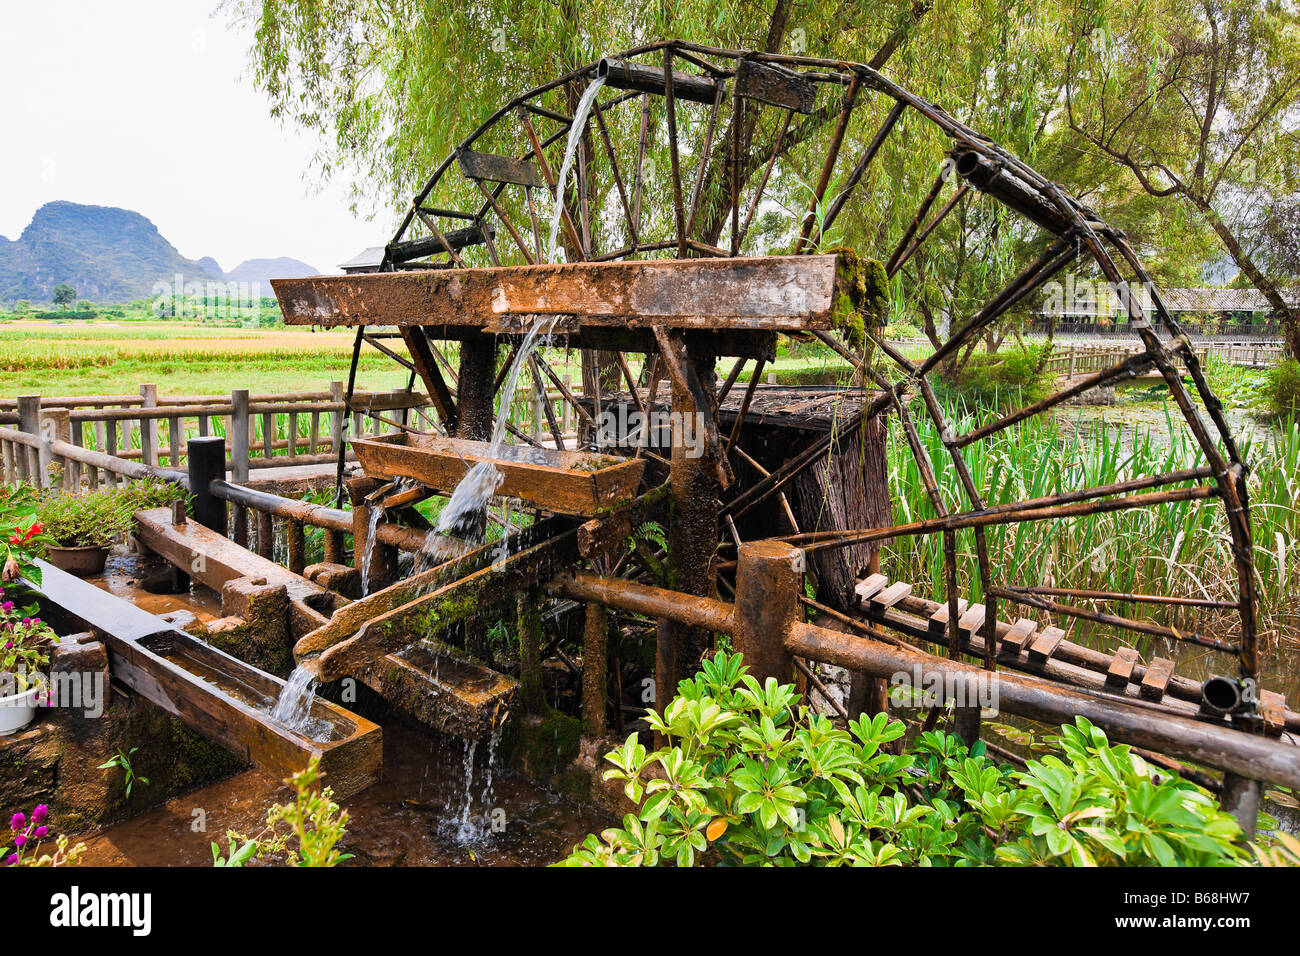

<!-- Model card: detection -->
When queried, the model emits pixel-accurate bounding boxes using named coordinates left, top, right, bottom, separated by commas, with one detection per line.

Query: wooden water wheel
left=274, top=40, right=1284, bottom=777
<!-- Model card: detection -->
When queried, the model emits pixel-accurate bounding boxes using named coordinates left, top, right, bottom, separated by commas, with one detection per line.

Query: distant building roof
left=1041, top=284, right=1298, bottom=319
left=1154, top=287, right=1299, bottom=313
left=339, top=246, right=386, bottom=273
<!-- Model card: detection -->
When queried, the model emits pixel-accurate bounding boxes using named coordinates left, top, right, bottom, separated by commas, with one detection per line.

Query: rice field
left=0, top=321, right=415, bottom=396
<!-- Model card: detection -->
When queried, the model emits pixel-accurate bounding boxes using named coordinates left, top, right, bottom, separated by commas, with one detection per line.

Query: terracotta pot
left=46, top=544, right=110, bottom=576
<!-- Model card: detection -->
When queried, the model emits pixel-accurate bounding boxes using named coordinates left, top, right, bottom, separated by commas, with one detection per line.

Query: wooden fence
left=0, top=377, right=585, bottom=493
left=890, top=339, right=1285, bottom=377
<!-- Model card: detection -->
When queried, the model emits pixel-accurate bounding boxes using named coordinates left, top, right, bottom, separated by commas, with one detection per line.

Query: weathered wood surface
left=457, top=149, right=546, bottom=188
left=351, top=432, right=646, bottom=516
left=598, top=385, right=878, bottom=435
left=357, top=638, right=518, bottom=739
left=134, top=508, right=340, bottom=638
left=29, top=560, right=382, bottom=798
left=273, top=255, right=845, bottom=332
left=735, top=58, right=818, bottom=113
left=132, top=515, right=522, bottom=744
left=313, top=527, right=578, bottom=682
left=297, top=519, right=578, bottom=682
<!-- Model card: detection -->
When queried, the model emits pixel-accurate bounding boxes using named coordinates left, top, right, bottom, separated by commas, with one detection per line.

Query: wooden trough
left=351, top=433, right=645, bottom=517
left=29, top=560, right=382, bottom=798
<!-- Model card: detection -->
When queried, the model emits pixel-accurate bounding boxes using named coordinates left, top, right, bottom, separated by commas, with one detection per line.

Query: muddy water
left=76, top=723, right=609, bottom=866
left=87, top=550, right=223, bottom=624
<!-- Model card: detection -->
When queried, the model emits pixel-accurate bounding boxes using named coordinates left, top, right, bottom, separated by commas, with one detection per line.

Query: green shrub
left=38, top=480, right=188, bottom=547
left=934, top=343, right=1055, bottom=410
left=559, top=652, right=1248, bottom=867
left=1266, top=359, right=1300, bottom=419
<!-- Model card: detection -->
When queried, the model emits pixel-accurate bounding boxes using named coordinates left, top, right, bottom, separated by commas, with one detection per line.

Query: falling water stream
left=270, top=663, right=319, bottom=735
left=270, top=73, right=607, bottom=763
left=545, top=73, right=606, bottom=262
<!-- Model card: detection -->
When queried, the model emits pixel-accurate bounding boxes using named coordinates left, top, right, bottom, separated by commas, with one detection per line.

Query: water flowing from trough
left=270, top=75, right=604, bottom=739
left=270, top=663, right=319, bottom=735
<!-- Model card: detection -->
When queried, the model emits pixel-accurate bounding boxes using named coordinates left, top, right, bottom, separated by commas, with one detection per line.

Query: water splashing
left=270, top=664, right=318, bottom=734
left=433, top=315, right=559, bottom=543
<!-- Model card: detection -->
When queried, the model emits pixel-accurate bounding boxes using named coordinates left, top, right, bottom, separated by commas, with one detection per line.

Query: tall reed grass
left=881, top=400, right=1300, bottom=649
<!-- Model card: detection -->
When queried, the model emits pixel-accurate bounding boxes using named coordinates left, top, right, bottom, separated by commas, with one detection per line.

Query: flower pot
left=46, top=544, right=110, bottom=576
left=0, top=678, right=42, bottom=736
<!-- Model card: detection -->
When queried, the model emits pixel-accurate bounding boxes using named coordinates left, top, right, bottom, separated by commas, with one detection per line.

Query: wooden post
left=17, top=395, right=41, bottom=487
left=1219, top=773, right=1261, bottom=840
left=169, top=414, right=183, bottom=469
left=455, top=338, right=497, bottom=440
left=287, top=520, right=306, bottom=575
left=323, top=528, right=345, bottom=565
left=231, top=389, right=250, bottom=547
left=257, top=510, right=274, bottom=559
left=139, top=384, right=158, bottom=467
left=656, top=345, right=722, bottom=718
left=39, top=408, right=71, bottom=492
left=187, top=436, right=227, bottom=534
left=329, top=381, right=345, bottom=459
left=582, top=603, right=608, bottom=736
left=733, top=540, right=801, bottom=685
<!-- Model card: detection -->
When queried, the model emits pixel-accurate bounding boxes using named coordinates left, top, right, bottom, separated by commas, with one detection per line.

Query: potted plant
left=36, top=489, right=134, bottom=576
left=0, top=599, right=53, bottom=736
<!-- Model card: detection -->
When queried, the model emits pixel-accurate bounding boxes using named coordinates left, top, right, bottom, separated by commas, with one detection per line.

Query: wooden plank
left=871, top=581, right=912, bottom=611
left=1028, top=625, right=1065, bottom=663
left=956, top=603, right=986, bottom=644
left=313, top=525, right=579, bottom=682
left=1259, top=690, right=1286, bottom=738
left=398, top=326, right=458, bottom=429
left=272, top=255, right=844, bottom=332
left=457, top=149, right=545, bottom=188
left=928, top=597, right=969, bottom=638
left=999, top=617, right=1037, bottom=658
left=351, top=432, right=646, bottom=517
left=735, top=59, right=817, bottom=113
left=1106, top=647, right=1140, bottom=689
left=1139, top=657, right=1175, bottom=702
left=854, top=573, right=888, bottom=606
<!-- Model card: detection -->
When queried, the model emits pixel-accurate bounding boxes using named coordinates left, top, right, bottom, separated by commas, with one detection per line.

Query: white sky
left=1, top=0, right=384, bottom=273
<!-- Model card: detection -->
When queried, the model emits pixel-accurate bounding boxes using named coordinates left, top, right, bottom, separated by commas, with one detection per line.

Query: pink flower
left=4, top=854, right=15, bottom=866
left=33, top=826, right=46, bottom=838
left=9, top=812, right=24, bottom=831
left=0, top=601, right=12, bottom=611
left=31, top=805, right=46, bottom=823
left=13, top=834, right=25, bottom=847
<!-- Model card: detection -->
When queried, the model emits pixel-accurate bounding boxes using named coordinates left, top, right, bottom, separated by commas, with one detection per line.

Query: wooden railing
left=888, top=338, right=1285, bottom=377
left=0, top=383, right=432, bottom=491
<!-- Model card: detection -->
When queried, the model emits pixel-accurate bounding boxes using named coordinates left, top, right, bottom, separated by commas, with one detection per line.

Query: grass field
left=0, top=320, right=865, bottom=398
left=0, top=321, right=417, bottom=397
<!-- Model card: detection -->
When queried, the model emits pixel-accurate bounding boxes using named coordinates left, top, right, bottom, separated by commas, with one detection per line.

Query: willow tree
left=227, top=0, right=933, bottom=227
left=227, top=0, right=1221, bottom=362
left=1063, top=0, right=1300, bottom=352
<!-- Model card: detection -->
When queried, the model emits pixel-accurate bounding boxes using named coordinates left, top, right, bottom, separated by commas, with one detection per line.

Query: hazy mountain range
left=0, top=201, right=317, bottom=304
